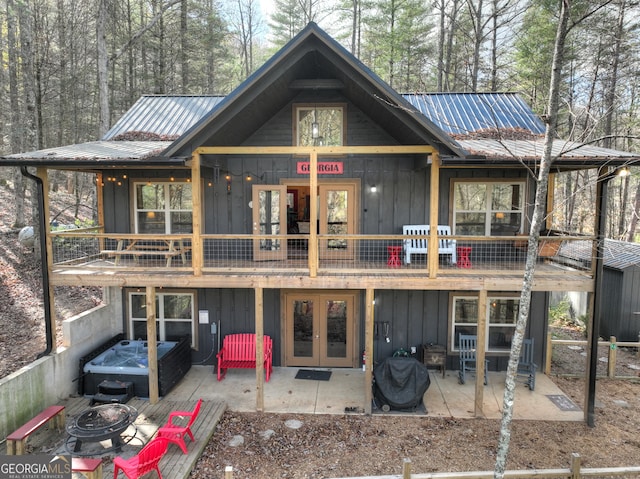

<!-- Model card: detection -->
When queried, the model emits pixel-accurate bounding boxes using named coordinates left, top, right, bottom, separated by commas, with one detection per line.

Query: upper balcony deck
left=49, top=229, right=595, bottom=292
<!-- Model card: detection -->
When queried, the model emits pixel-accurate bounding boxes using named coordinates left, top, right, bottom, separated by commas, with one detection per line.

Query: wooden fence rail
left=223, top=453, right=640, bottom=479
left=545, top=335, right=640, bottom=378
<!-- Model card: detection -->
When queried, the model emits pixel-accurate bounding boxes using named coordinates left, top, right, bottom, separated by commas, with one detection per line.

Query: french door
left=318, top=183, right=356, bottom=260
left=284, top=291, right=358, bottom=367
left=252, top=185, right=287, bottom=261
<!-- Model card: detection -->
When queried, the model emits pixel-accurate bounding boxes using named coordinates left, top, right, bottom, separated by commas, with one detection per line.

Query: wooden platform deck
left=33, top=397, right=226, bottom=479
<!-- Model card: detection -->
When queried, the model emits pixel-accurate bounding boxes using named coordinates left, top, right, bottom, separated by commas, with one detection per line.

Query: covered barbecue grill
left=373, top=357, right=430, bottom=412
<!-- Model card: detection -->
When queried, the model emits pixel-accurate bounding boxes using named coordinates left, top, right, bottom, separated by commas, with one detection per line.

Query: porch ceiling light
left=311, top=121, right=320, bottom=139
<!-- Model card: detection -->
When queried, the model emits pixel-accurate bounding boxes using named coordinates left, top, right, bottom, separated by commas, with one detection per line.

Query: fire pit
left=65, top=403, right=138, bottom=455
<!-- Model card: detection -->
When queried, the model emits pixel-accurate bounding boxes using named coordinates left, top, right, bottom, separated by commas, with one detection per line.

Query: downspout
left=20, top=166, right=54, bottom=357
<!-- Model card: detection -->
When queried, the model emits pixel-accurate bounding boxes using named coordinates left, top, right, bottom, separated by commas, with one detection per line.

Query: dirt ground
left=1, top=176, right=639, bottom=479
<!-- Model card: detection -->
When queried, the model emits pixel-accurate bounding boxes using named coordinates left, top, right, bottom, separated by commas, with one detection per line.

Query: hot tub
left=80, top=337, right=191, bottom=398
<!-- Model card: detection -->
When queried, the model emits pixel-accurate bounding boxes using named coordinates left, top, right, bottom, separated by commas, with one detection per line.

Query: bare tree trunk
left=97, top=0, right=110, bottom=137
left=7, top=0, right=26, bottom=228
left=625, top=180, right=640, bottom=242
left=494, top=1, right=571, bottom=477
left=181, top=0, right=188, bottom=90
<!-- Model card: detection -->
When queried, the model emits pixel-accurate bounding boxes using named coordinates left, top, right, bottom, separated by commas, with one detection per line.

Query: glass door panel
left=319, top=184, right=356, bottom=260
left=293, top=299, right=315, bottom=359
left=252, top=185, right=287, bottom=261
left=323, top=300, right=347, bottom=360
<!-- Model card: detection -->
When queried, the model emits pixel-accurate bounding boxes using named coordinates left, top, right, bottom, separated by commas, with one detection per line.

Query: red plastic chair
left=113, top=437, right=169, bottom=479
left=156, top=399, right=203, bottom=454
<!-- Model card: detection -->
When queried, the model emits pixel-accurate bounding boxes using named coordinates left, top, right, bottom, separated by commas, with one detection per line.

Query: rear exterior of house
left=3, top=23, right=639, bottom=414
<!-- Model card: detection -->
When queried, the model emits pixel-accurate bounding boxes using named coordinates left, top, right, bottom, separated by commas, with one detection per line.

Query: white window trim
left=128, top=290, right=197, bottom=348
left=450, top=294, right=520, bottom=353
left=452, top=180, right=526, bottom=236
left=133, top=181, right=192, bottom=234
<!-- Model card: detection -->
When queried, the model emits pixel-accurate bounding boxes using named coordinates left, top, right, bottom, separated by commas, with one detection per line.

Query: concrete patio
left=164, top=365, right=584, bottom=421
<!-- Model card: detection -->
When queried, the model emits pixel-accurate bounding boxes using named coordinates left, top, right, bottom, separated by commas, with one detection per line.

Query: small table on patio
left=65, top=403, right=138, bottom=456
left=387, top=246, right=402, bottom=268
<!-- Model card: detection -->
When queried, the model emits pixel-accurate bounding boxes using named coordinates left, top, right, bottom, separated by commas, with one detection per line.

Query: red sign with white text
left=296, top=161, right=344, bottom=175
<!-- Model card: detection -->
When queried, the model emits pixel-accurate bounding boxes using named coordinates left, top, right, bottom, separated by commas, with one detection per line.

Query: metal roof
left=403, top=93, right=546, bottom=135
left=456, top=139, right=640, bottom=164
left=566, top=239, right=640, bottom=270
left=103, top=95, right=224, bottom=140
left=0, top=141, right=177, bottom=167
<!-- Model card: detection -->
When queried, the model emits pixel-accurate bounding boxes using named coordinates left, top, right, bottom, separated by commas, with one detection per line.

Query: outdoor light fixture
left=311, top=121, right=319, bottom=139
left=370, top=185, right=377, bottom=193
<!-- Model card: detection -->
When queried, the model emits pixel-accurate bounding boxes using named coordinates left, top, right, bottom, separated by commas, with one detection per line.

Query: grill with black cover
left=373, top=356, right=431, bottom=412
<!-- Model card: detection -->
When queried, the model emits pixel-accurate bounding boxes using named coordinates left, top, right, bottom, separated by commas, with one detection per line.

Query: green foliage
left=549, top=296, right=586, bottom=332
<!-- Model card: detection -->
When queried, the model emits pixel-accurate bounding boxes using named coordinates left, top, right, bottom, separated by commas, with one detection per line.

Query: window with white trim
left=452, top=181, right=525, bottom=236
left=451, top=295, right=519, bottom=352
left=294, top=105, right=345, bottom=146
left=128, top=291, right=196, bottom=348
left=134, top=181, right=192, bottom=234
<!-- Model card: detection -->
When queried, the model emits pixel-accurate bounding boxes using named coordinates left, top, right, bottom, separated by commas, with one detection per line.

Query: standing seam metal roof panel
left=403, top=93, right=546, bottom=135
left=103, top=96, right=225, bottom=140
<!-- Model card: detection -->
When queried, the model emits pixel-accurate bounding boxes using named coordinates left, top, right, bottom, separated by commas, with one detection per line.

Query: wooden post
left=402, top=458, right=412, bottom=479
left=544, top=331, right=552, bottom=375
left=428, top=153, right=440, bottom=277
left=146, top=286, right=159, bottom=404
left=309, top=149, right=318, bottom=277
left=608, top=336, right=617, bottom=378
left=255, top=287, right=265, bottom=412
left=570, top=452, right=581, bottom=479
left=364, top=288, right=374, bottom=414
left=191, top=151, right=203, bottom=276
left=475, top=289, right=487, bottom=417
left=38, top=167, right=57, bottom=350
left=96, top=172, right=105, bottom=251
left=224, top=465, right=234, bottom=479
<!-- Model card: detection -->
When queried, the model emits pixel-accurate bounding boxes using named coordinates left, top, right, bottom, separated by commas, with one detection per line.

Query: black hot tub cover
left=374, top=356, right=431, bottom=411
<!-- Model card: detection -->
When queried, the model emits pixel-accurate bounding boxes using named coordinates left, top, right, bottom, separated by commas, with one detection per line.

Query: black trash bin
left=373, top=356, right=431, bottom=412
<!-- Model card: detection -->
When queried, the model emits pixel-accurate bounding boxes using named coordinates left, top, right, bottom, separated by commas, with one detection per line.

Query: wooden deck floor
left=33, top=397, right=226, bottom=479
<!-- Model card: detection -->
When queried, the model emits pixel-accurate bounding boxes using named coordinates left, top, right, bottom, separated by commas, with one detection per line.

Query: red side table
left=387, top=246, right=402, bottom=268
left=456, top=246, right=472, bottom=268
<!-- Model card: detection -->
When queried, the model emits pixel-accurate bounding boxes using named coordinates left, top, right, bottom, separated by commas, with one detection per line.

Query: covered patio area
left=164, top=366, right=584, bottom=421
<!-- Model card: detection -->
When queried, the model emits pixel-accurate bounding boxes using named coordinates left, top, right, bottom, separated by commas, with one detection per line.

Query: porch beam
left=475, top=289, right=487, bottom=417
left=190, top=151, right=203, bottom=276
left=364, top=288, right=375, bottom=414
left=146, top=286, right=159, bottom=404
left=309, top=150, right=318, bottom=277
left=255, top=287, right=265, bottom=412
left=195, top=145, right=436, bottom=156
left=428, top=153, right=440, bottom=277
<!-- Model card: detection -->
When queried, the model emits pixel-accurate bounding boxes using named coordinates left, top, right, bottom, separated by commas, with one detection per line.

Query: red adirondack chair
left=113, top=436, right=169, bottom=479
left=156, top=399, right=203, bottom=454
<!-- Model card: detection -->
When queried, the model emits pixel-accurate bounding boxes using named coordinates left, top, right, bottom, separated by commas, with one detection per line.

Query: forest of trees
left=0, top=0, right=638, bottom=239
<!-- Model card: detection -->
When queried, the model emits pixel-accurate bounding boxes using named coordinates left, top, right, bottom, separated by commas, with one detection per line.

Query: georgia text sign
left=296, top=162, right=343, bottom=174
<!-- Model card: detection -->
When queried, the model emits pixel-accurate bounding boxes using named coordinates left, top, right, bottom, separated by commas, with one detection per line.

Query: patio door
left=318, top=183, right=356, bottom=260
left=284, top=291, right=358, bottom=367
left=252, top=185, right=287, bottom=261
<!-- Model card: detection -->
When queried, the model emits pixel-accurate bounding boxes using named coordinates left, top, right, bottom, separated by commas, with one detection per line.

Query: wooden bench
left=71, top=458, right=103, bottom=479
left=403, top=225, right=457, bottom=264
left=216, top=333, right=273, bottom=382
left=6, top=405, right=66, bottom=455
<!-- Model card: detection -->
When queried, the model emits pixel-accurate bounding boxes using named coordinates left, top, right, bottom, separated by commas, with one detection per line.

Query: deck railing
left=50, top=230, right=594, bottom=278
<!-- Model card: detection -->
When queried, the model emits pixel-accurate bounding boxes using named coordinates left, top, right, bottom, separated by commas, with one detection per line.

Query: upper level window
left=452, top=181, right=525, bottom=236
left=295, top=104, right=345, bottom=146
left=134, top=181, right=192, bottom=234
